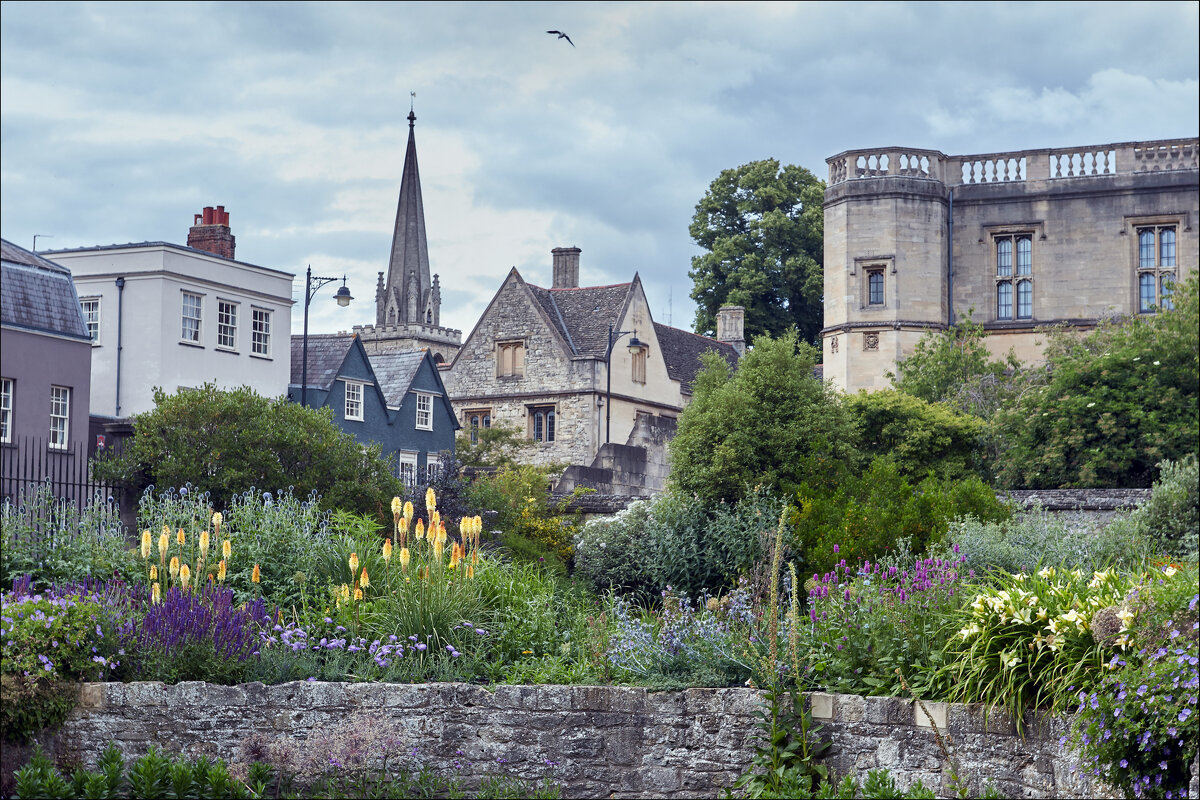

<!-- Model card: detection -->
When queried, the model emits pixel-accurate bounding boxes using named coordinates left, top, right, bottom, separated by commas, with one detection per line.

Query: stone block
left=808, top=692, right=834, bottom=720
left=77, top=682, right=106, bottom=709
left=914, top=700, right=947, bottom=731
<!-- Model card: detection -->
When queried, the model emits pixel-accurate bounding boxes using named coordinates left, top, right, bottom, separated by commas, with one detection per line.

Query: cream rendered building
left=822, top=137, right=1199, bottom=393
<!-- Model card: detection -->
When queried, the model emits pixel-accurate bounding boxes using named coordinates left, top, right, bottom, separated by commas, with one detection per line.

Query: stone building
left=350, top=109, right=462, bottom=364
left=822, top=137, right=1199, bottom=393
left=440, top=247, right=741, bottom=492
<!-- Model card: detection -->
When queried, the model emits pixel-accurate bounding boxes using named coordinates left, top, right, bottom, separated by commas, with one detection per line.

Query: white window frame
left=80, top=297, right=101, bottom=343
left=425, top=455, right=440, bottom=482
left=251, top=308, right=272, bottom=356
left=1, top=378, right=12, bottom=444
left=217, top=300, right=239, bottom=350
left=344, top=381, right=364, bottom=421
left=397, top=450, right=419, bottom=487
left=181, top=291, right=203, bottom=343
left=415, top=392, right=433, bottom=431
left=49, top=385, right=70, bottom=450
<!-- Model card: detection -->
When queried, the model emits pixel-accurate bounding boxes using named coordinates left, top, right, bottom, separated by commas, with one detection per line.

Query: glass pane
left=996, top=239, right=1012, bottom=277
left=1017, top=280, right=1032, bottom=318
left=1161, top=274, right=1175, bottom=311
left=997, top=282, right=1012, bottom=319
left=1016, top=237, right=1032, bottom=275
left=1138, top=230, right=1155, bottom=269
left=1161, top=228, right=1176, bottom=267
left=1139, top=273, right=1156, bottom=312
left=868, top=272, right=883, bottom=304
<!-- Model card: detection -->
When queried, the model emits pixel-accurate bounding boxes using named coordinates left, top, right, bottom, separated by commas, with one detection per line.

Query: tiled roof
left=0, top=239, right=90, bottom=340
left=369, top=349, right=427, bottom=407
left=289, top=334, right=354, bottom=389
left=653, top=322, right=740, bottom=394
left=527, top=283, right=632, bottom=356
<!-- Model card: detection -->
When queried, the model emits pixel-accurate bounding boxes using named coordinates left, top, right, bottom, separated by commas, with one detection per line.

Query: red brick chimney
left=187, top=206, right=236, bottom=259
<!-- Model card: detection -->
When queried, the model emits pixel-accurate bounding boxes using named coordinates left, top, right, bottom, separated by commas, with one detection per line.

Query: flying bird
left=546, top=30, right=574, bottom=47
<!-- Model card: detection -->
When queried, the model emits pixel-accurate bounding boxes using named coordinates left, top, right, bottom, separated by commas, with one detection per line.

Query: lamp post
left=605, top=324, right=646, bottom=444
left=300, top=265, right=353, bottom=407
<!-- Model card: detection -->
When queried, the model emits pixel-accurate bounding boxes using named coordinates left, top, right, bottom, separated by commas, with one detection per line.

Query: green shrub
left=573, top=500, right=657, bottom=596
left=1108, top=454, right=1199, bottom=561
left=846, top=389, right=988, bottom=482
left=464, top=465, right=581, bottom=563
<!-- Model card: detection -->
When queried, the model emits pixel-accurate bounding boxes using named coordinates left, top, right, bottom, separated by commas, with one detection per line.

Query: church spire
left=380, top=100, right=433, bottom=326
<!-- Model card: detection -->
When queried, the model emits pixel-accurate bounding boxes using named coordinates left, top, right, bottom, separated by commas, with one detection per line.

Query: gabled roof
left=0, top=238, right=90, bottom=340
left=653, top=322, right=740, bottom=394
left=289, top=333, right=355, bottom=390
left=369, top=349, right=427, bottom=407
left=527, top=282, right=634, bottom=357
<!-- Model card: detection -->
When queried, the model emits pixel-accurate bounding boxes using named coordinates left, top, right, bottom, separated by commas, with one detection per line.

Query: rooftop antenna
left=667, top=286, right=673, bottom=326
left=33, top=234, right=54, bottom=252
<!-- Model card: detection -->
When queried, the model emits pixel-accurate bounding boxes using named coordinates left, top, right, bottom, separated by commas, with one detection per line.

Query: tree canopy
left=93, top=384, right=403, bottom=514
left=688, top=159, right=825, bottom=344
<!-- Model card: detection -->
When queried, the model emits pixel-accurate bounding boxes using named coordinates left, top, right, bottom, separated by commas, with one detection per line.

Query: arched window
left=1137, top=226, right=1178, bottom=313
left=1016, top=237, right=1032, bottom=275
left=997, top=282, right=1012, bottom=320
left=1161, top=274, right=1175, bottom=311
left=996, top=239, right=1013, bottom=277
left=868, top=271, right=884, bottom=305
left=1139, top=230, right=1156, bottom=269
left=1017, top=280, right=1032, bottom=319
left=1139, top=273, right=1157, bottom=313
left=1161, top=228, right=1176, bottom=267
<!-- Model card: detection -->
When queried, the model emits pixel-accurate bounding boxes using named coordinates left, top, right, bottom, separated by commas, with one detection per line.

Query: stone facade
left=823, top=138, right=1199, bottom=392
left=33, top=682, right=1133, bottom=799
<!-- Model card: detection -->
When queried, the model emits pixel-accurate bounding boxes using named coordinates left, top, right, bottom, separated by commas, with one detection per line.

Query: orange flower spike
left=169, top=556, right=180, bottom=578
left=467, top=565, right=474, bottom=579
left=359, top=567, right=370, bottom=589
left=158, top=532, right=170, bottom=561
left=415, top=519, right=425, bottom=541
left=348, top=552, right=359, bottom=574
left=152, top=582, right=161, bottom=604
left=251, top=563, right=262, bottom=583
left=217, top=560, right=227, bottom=583
left=354, top=588, right=364, bottom=601
left=179, top=564, right=191, bottom=590
left=382, top=538, right=393, bottom=563
left=177, top=528, right=186, bottom=547
left=399, top=547, right=411, bottom=571
left=222, top=539, right=231, bottom=560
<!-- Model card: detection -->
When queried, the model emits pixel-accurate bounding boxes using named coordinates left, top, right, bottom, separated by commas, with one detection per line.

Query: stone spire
left=380, top=107, right=436, bottom=326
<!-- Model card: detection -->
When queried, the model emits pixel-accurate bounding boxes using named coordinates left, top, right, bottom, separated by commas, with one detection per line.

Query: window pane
left=533, top=411, right=543, bottom=441
left=81, top=299, right=100, bottom=341
left=1139, top=230, right=1155, bottom=269
left=181, top=294, right=202, bottom=342
left=1016, top=237, right=1032, bottom=276
left=217, top=302, right=237, bottom=349
left=1161, top=274, right=1175, bottom=311
left=996, top=239, right=1012, bottom=277
left=1160, top=228, right=1176, bottom=268
left=1017, top=280, right=1032, bottom=319
left=547, top=410, right=555, bottom=442
left=868, top=272, right=883, bottom=305
left=252, top=309, right=271, bottom=355
left=1, top=378, right=11, bottom=444
left=997, top=282, right=1012, bottom=319
left=49, top=386, right=69, bottom=449
left=1139, top=273, right=1156, bottom=313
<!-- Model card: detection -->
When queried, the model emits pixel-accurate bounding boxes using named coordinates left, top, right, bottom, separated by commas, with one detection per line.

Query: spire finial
left=408, top=91, right=416, bottom=126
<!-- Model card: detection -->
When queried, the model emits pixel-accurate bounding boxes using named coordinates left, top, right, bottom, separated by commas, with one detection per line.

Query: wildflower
left=251, top=564, right=262, bottom=583
left=217, top=560, right=227, bottom=583
left=198, top=530, right=210, bottom=556
left=158, top=531, right=169, bottom=560
left=179, top=563, right=192, bottom=590
left=1001, top=652, right=1020, bottom=669
left=403, top=500, right=414, bottom=522
left=170, top=556, right=180, bottom=578
left=382, top=538, right=393, bottom=563
left=400, top=547, right=411, bottom=570
left=354, top=588, right=364, bottom=601
left=222, top=539, right=231, bottom=560
left=140, top=530, right=152, bottom=560
left=151, top=582, right=161, bottom=604
left=359, top=567, right=370, bottom=589
left=349, top=552, right=359, bottom=574
left=449, top=543, right=460, bottom=570
left=177, top=528, right=186, bottom=546
left=1163, top=565, right=1178, bottom=577
left=416, top=519, right=426, bottom=540
left=391, top=496, right=402, bottom=517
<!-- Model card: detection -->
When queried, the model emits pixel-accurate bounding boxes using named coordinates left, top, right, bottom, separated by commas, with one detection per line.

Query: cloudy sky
left=2, top=1, right=1197, bottom=337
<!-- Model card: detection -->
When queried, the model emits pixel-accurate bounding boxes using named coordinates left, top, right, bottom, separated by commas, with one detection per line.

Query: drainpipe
left=115, top=277, right=125, bottom=416
left=947, top=190, right=955, bottom=326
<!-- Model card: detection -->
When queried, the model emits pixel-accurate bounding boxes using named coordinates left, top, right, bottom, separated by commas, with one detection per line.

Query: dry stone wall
left=37, top=682, right=1124, bottom=799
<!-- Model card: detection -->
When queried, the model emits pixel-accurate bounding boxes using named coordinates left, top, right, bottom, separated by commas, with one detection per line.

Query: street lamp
left=605, top=324, right=646, bottom=445
left=301, top=265, right=353, bottom=407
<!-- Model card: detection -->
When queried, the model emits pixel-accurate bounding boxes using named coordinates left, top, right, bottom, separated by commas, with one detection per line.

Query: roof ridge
left=655, top=320, right=728, bottom=344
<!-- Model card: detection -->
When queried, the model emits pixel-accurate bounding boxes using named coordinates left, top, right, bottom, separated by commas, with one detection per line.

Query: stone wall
left=37, top=682, right=1122, bottom=799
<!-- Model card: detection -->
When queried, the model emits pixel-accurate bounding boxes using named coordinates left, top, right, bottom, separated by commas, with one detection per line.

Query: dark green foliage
left=1107, top=454, right=1199, bottom=560
left=689, top=159, right=825, bottom=344
left=0, top=674, right=77, bottom=744
left=669, top=331, right=858, bottom=508
left=92, top=383, right=403, bottom=515
left=846, top=390, right=988, bottom=482
left=455, top=421, right=532, bottom=468
left=993, top=274, right=1199, bottom=488
left=791, top=457, right=1010, bottom=579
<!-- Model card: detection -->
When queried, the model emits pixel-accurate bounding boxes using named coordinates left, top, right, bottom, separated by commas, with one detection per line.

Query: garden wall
left=35, top=682, right=1127, bottom=799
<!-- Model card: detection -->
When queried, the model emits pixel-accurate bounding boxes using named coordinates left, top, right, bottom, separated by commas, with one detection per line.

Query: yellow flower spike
left=211, top=511, right=222, bottom=534
left=223, top=539, right=231, bottom=560
left=359, top=567, right=370, bottom=589
left=179, top=564, right=191, bottom=590
left=251, top=563, right=261, bottom=583
left=349, top=552, right=359, bottom=574
left=433, top=538, right=444, bottom=561
left=141, top=530, right=152, bottom=560
left=341, top=584, right=350, bottom=603
left=217, top=560, right=227, bottom=583
left=431, top=511, right=441, bottom=538
left=399, top=547, right=411, bottom=570
left=425, top=487, right=436, bottom=514
left=399, top=517, right=410, bottom=548
left=448, top=543, right=460, bottom=570
left=382, top=538, right=393, bottom=563
left=415, top=519, right=425, bottom=540
left=177, top=528, right=186, bottom=547
left=467, top=565, right=474, bottom=579
left=403, top=501, right=414, bottom=523
left=169, top=556, right=180, bottom=578
left=354, top=588, right=363, bottom=601
left=158, top=532, right=170, bottom=560
left=152, top=582, right=161, bottom=604
left=391, top=496, right=402, bottom=516
left=438, top=522, right=448, bottom=546
left=149, top=565, right=158, bottom=581
left=199, top=530, right=210, bottom=556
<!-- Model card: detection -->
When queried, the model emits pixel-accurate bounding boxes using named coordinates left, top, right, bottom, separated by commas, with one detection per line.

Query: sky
left=2, top=1, right=1197, bottom=338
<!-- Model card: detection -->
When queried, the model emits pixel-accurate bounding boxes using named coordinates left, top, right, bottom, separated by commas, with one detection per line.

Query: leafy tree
left=992, top=274, right=1199, bottom=488
left=454, top=421, right=531, bottom=468
left=845, top=389, right=988, bottom=482
left=93, top=384, right=402, bottom=514
left=668, top=330, right=857, bottom=506
left=888, top=311, right=1025, bottom=419
left=688, top=159, right=825, bottom=343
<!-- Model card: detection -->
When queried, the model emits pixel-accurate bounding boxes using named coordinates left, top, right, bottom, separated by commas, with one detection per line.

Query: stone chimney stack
left=187, top=206, right=236, bottom=260
left=551, top=246, right=581, bottom=289
left=716, top=305, right=745, bottom=357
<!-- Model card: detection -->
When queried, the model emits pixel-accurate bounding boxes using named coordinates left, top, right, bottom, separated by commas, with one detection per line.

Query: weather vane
left=410, top=91, right=415, bottom=112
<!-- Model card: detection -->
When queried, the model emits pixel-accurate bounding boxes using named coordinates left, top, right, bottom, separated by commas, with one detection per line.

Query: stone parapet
left=35, top=683, right=1132, bottom=799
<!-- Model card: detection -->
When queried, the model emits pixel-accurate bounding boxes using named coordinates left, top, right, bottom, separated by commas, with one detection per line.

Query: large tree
left=688, top=159, right=825, bottom=344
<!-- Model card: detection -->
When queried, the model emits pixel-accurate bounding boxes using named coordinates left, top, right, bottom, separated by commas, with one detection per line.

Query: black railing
left=1, top=435, right=123, bottom=509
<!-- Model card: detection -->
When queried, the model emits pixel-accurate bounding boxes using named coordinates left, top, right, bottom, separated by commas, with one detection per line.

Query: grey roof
left=0, top=238, right=90, bottom=340
left=369, top=349, right=427, bottom=407
left=41, top=241, right=294, bottom=278
left=527, top=282, right=633, bottom=356
left=289, top=333, right=354, bottom=389
left=653, top=322, right=740, bottom=394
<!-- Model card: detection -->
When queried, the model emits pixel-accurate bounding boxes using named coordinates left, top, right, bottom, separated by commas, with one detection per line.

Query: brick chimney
left=187, top=206, right=236, bottom=259
left=716, top=305, right=745, bottom=357
left=551, top=246, right=581, bottom=289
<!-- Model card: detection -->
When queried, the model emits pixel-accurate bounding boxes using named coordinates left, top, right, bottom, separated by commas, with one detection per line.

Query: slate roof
left=289, top=333, right=354, bottom=389
left=653, top=322, right=740, bottom=394
left=0, top=238, right=90, bottom=340
left=369, top=349, right=427, bottom=407
left=526, top=282, right=633, bottom=356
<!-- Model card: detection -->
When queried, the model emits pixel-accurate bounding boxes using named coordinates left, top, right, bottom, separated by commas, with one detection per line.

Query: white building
left=46, top=207, right=294, bottom=417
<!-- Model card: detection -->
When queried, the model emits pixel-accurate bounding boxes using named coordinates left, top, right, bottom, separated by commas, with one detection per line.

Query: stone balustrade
left=827, top=138, right=1199, bottom=187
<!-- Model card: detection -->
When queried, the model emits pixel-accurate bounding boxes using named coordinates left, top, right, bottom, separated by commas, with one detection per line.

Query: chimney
left=187, top=206, right=236, bottom=259
left=716, top=305, right=745, bottom=357
left=551, top=246, right=581, bottom=289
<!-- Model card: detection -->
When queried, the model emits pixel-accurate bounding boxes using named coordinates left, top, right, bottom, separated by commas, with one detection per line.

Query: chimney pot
left=551, top=246, right=581, bottom=289
left=188, top=205, right=236, bottom=260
